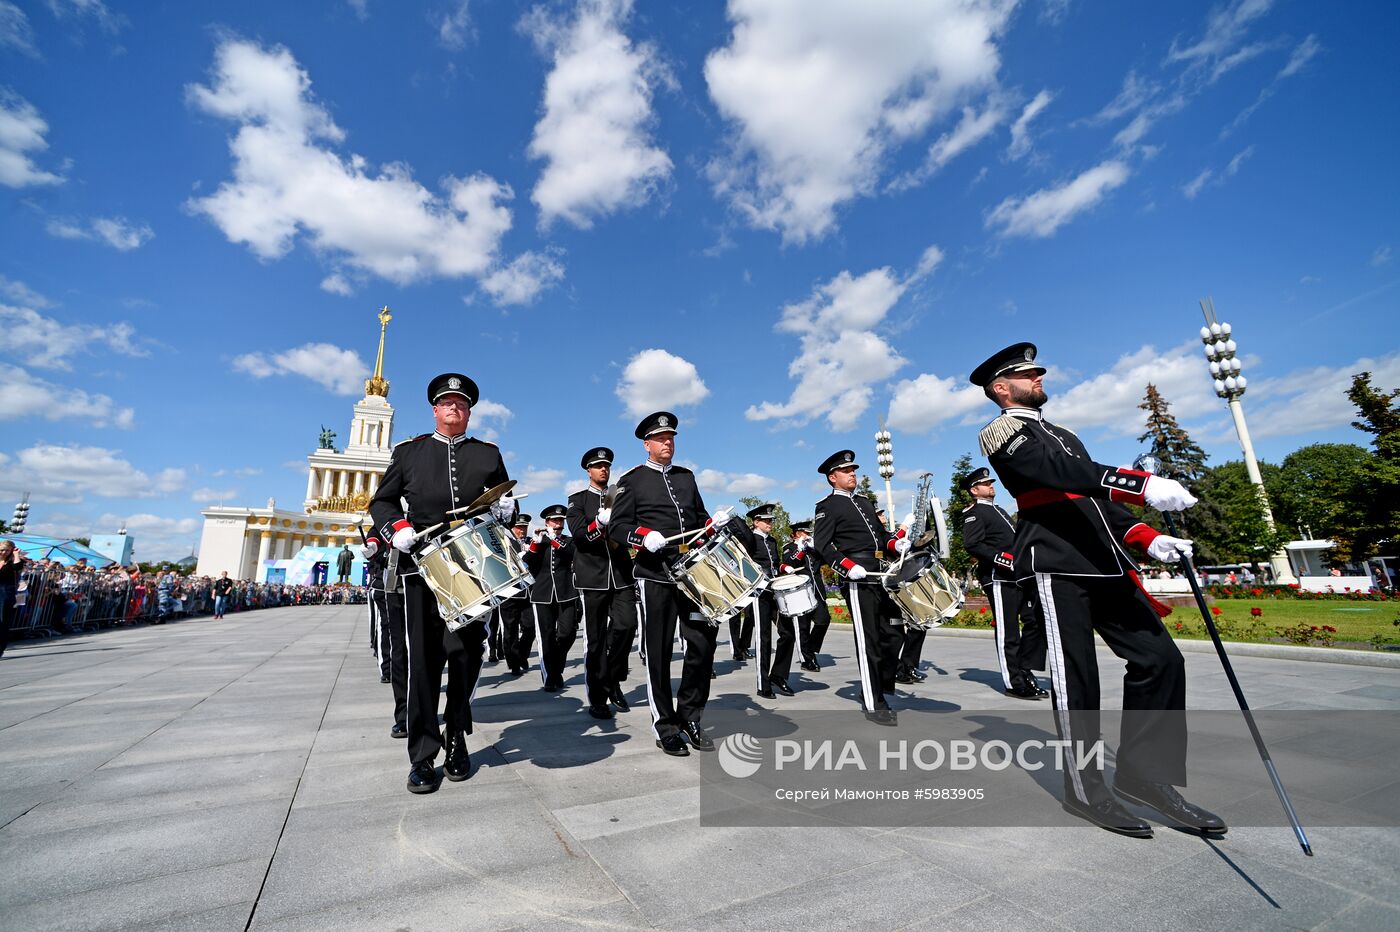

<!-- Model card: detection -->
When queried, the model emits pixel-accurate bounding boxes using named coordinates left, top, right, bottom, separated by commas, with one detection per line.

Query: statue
left=318, top=425, right=336, bottom=450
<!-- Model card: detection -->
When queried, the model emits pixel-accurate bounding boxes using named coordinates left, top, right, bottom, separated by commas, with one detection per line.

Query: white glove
left=643, top=530, right=666, bottom=552
left=359, top=539, right=379, bottom=560
left=795, top=537, right=807, bottom=552
left=783, top=565, right=796, bottom=575
left=391, top=527, right=416, bottom=553
left=490, top=494, right=516, bottom=522
left=1148, top=535, right=1194, bottom=563
left=546, top=527, right=558, bottom=540
left=710, top=507, right=732, bottom=526
left=900, top=512, right=915, bottom=529
left=1143, top=476, right=1197, bottom=512
left=893, top=537, right=911, bottom=554
left=595, top=506, right=611, bottom=527
left=846, top=563, right=868, bottom=581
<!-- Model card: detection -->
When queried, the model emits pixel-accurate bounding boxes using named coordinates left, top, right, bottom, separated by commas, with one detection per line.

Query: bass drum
left=414, top=516, right=532, bottom=632
left=884, top=552, right=963, bottom=629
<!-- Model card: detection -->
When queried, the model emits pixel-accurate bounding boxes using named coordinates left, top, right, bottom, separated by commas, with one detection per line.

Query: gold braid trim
left=978, top=413, right=1026, bottom=457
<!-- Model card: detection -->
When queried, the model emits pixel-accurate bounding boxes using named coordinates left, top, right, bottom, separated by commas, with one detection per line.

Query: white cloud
left=615, top=348, right=710, bottom=418
left=1007, top=89, right=1053, bottom=160
left=695, top=468, right=774, bottom=497
left=45, top=0, right=126, bottom=34
left=0, top=305, right=146, bottom=370
left=515, top=467, right=566, bottom=497
left=1208, top=40, right=1276, bottom=83
left=0, top=91, right=64, bottom=188
left=46, top=215, right=154, bottom=250
left=0, top=275, right=53, bottom=308
left=0, top=363, right=136, bottom=428
left=704, top=0, right=1013, bottom=242
left=347, top=0, right=369, bottom=20
left=232, top=342, right=369, bottom=395
left=1221, top=34, right=1321, bottom=137
left=1370, top=246, right=1393, bottom=268
left=437, top=0, right=473, bottom=50
left=478, top=250, right=566, bottom=306
left=191, top=487, right=238, bottom=503
left=23, top=511, right=201, bottom=562
left=1090, top=70, right=1157, bottom=125
left=1043, top=341, right=1222, bottom=436
left=1246, top=351, right=1400, bottom=440
left=891, top=100, right=1006, bottom=190
left=1167, top=0, right=1274, bottom=66
left=523, top=0, right=671, bottom=230
left=186, top=38, right=549, bottom=304
left=0, top=2, right=37, bottom=56
left=748, top=248, right=940, bottom=431
left=1182, top=167, right=1213, bottom=200
left=0, top=443, right=182, bottom=504
left=986, top=160, right=1130, bottom=238
left=319, top=273, right=354, bottom=296
left=886, top=372, right=987, bottom=433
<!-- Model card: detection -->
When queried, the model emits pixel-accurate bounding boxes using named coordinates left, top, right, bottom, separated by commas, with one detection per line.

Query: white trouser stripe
left=991, top=582, right=1013, bottom=690
left=848, top=584, right=877, bottom=711
left=1035, top=572, right=1086, bottom=805
left=401, top=592, right=414, bottom=763
left=580, top=595, right=590, bottom=699
left=532, top=604, right=547, bottom=685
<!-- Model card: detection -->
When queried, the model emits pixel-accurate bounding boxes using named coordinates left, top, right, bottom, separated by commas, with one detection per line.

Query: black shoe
left=1114, top=779, right=1228, bottom=836
left=895, top=672, right=916, bottom=685
left=1005, top=683, right=1041, bottom=700
left=864, top=709, right=898, bottom=726
left=656, top=734, right=690, bottom=756
left=799, top=660, right=818, bottom=672
left=487, top=653, right=500, bottom=664
left=732, top=652, right=745, bottom=663
left=407, top=761, right=440, bottom=794
left=444, top=733, right=470, bottom=782
left=379, top=674, right=391, bottom=684
left=1061, top=795, right=1154, bottom=838
left=542, top=682, right=559, bottom=693
left=390, top=722, right=408, bottom=739
left=710, top=669, right=717, bottom=680
left=1031, top=684, right=1050, bottom=698
left=610, top=687, right=630, bottom=713
left=757, top=688, right=776, bottom=699
left=587, top=704, right=615, bottom=720
left=770, top=679, right=794, bottom=696
left=682, top=721, right=715, bottom=751
left=909, top=668, right=927, bottom=682
left=807, top=654, right=821, bottom=670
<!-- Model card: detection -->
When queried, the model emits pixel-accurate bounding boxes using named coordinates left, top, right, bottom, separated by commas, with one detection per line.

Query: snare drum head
left=769, top=574, right=810, bottom=593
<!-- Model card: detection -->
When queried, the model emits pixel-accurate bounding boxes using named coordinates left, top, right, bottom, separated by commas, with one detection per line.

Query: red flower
left=1250, top=607, right=1262, bottom=617
left=1174, top=622, right=1183, bottom=631
left=1323, top=625, right=1338, bottom=633
left=978, top=606, right=988, bottom=614
left=1210, top=606, right=1222, bottom=616
left=1251, top=588, right=1263, bottom=596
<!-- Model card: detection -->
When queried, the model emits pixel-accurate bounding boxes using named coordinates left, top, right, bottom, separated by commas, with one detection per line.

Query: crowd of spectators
left=0, top=546, right=365, bottom=653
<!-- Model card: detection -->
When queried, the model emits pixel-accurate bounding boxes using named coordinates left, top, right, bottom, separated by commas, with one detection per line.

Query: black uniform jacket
left=981, top=407, right=1159, bottom=580
left=567, top=486, right=635, bottom=590
left=608, top=461, right=712, bottom=584
left=961, top=500, right=1017, bottom=585
left=813, top=489, right=901, bottom=582
left=733, top=525, right=780, bottom=577
left=523, top=533, right=577, bottom=604
left=780, top=539, right=824, bottom=579
left=369, top=431, right=510, bottom=541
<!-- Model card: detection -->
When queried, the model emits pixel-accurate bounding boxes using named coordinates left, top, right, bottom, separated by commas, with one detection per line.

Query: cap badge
left=1023, top=349, right=1033, bottom=361
left=448, top=377, right=461, bottom=390
left=658, top=415, right=669, bottom=427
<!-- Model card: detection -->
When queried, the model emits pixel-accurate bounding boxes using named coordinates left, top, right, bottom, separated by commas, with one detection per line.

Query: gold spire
left=364, top=305, right=392, bottom=398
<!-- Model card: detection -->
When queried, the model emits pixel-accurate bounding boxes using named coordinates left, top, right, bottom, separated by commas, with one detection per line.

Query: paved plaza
left=2, top=605, right=1399, bottom=931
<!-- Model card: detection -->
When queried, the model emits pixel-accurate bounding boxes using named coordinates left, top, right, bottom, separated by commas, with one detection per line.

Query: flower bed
left=1207, top=583, right=1388, bottom=602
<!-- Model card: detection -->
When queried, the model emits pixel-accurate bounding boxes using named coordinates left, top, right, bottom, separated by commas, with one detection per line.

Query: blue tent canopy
left=8, top=535, right=116, bottom=568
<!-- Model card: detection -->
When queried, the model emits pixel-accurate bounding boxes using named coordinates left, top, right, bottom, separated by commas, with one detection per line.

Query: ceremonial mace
left=1134, top=451, right=1313, bottom=857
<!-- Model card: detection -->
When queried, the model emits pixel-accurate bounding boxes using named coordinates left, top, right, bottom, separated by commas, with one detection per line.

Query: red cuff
left=551, top=539, right=562, bottom=549
left=392, top=519, right=412, bottom=533
left=1123, top=523, right=1161, bottom=552
left=366, top=536, right=382, bottom=546
left=528, top=542, right=540, bottom=553
left=779, top=564, right=793, bottom=573
left=587, top=520, right=598, bottom=534
left=840, top=558, right=856, bottom=571
left=635, top=526, right=652, bottom=538
left=1108, top=468, right=1150, bottom=506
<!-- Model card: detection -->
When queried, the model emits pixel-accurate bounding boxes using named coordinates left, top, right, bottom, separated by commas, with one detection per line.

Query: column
left=321, top=468, right=333, bottom=498
left=353, top=471, right=364, bottom=494
left=368, top=472, right=379, bottom=495
left=257, top=531, right=272, bottom=569
left=305, top=469, right=316, bottom=501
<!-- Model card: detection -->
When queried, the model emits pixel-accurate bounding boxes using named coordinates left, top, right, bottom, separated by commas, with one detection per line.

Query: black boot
left=1114, top=779, right=1227, bottom=836
left=443, top=732, right=471, bottom=782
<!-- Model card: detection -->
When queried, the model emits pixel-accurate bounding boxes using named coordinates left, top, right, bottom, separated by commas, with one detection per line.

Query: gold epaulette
left=979, top=413, right=1026, bottom=456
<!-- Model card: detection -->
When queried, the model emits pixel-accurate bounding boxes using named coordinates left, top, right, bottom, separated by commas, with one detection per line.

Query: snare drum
left=770, top=573, right=819, bottom=617
left=885, top=554, right=963, bottom=629
left=414, top=516, right=532, bottom=632
left=670, top=526, right=768, bottom=623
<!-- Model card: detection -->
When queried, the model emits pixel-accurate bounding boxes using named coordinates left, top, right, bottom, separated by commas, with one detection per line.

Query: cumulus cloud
left=45, top=214, right=155, bottom=250
left=191, top=487, right=238, bottom=504
left=319, top=273, right=354, bottom=296
left=25, top=511, right=201, bottom=563
left=0, top=304, right=146, bottom=370
left=615, top=348, right=710, bottom=418
left=186, top=38, right=555, bottom=305
left=523, top=0, right=671, bottom=229
left=437, top=0, right=473, bottom=49
left=0, top=443, right=182, bottom=504
left=704, top=0, right=1013, bottom=242
left=886, top=372, right=987, bottom=434
left=695, top=468, right=774, bottom=497
left=1245, top=350, right=1400, bottom=440
left=0, top=363, right=136, bottom=428
left=478, top=250, right=566, bottom=306
left=986, top=160, right=1130, bottom=238
left=1, top=2, right=38, bottom=56
left=514, top=467, right=566, bottom=497
left=747, top=246, right=941, bottom=431
left=0, top=91, right=64, bottom=187
left=1042, top=341, right=1223, bottom=436
left=232, top=342, right=370, bottom=395
left=0, top=275, right=53, bottom=308
left=1006, top=89, right=1053, bottom=160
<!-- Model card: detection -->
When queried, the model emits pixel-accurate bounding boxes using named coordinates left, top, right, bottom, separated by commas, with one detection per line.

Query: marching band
left=359, top=355, right=1225, bottom=839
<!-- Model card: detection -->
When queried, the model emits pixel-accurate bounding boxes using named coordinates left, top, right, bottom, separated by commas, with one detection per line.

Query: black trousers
left=728, top=609, right=753, bottom=657
left=384, top=589, right=407, bottom=730
left=796, top=595, right=831, bottom=662
left=753, top=592, right=794, bottom=690
left=368, top=591, right=380, bottom=660
left=369, top=588, right=389, bottom=679
left=637, top=579, right=718, bottom=741
left=499, top=596, right=533, bottom=671
left=1033, top=573, right=1187, bottom=806
left=579, top=587, right=638, bottom=707
left=897, top=626, right=926, bottom=675
left=488, top=611, right=504, bottom=660
left=533, top=599, right=580, bottom=689
left=988, top=577, right=1046, bottom=691
left=842, top=582, right=905, bottom=712
left=401, top=574, right=484, bottom=766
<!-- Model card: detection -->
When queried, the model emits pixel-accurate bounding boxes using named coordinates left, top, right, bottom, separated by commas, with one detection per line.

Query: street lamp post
left=1198, top=298, right=1297, bottom=585
left=11, top=493, right=29, bottom=534
left=875, top=423, right=895, bottom=531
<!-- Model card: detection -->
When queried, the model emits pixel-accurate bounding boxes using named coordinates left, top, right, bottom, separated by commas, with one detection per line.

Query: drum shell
left=671, top=529, right=767, bottom=624
left=414, top=517, right=531, bottom=631
left=770, top=573, right=819, bottom=616
left=888, top=558, right=963, bottom=629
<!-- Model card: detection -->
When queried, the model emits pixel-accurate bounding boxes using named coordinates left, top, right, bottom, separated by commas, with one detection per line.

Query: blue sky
left=2, top=0, right=1397, bottom=560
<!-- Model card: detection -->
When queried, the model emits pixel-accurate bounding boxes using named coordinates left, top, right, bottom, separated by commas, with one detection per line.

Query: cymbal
left=451, top=479, right=518, bottom=519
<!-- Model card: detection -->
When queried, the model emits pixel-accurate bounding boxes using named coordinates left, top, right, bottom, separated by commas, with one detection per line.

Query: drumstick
left=412, top=523, right=443, bottom=542
left=660, top=526, right=710, bottom=545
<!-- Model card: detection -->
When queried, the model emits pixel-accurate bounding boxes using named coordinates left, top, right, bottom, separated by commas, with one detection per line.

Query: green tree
left=1188, top=460, right=1286, bottom=567
left=1269, top=443, right=1368, bottom=549
left=737, top=496, right=792, bottom=544
left=856, top=473, right=878, bottom=505
left=1137, top=383, right=1209, bottom=484
left=944, top=452, right=976, bottom=578
left=1345, top=372, right=1400, bottom=560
